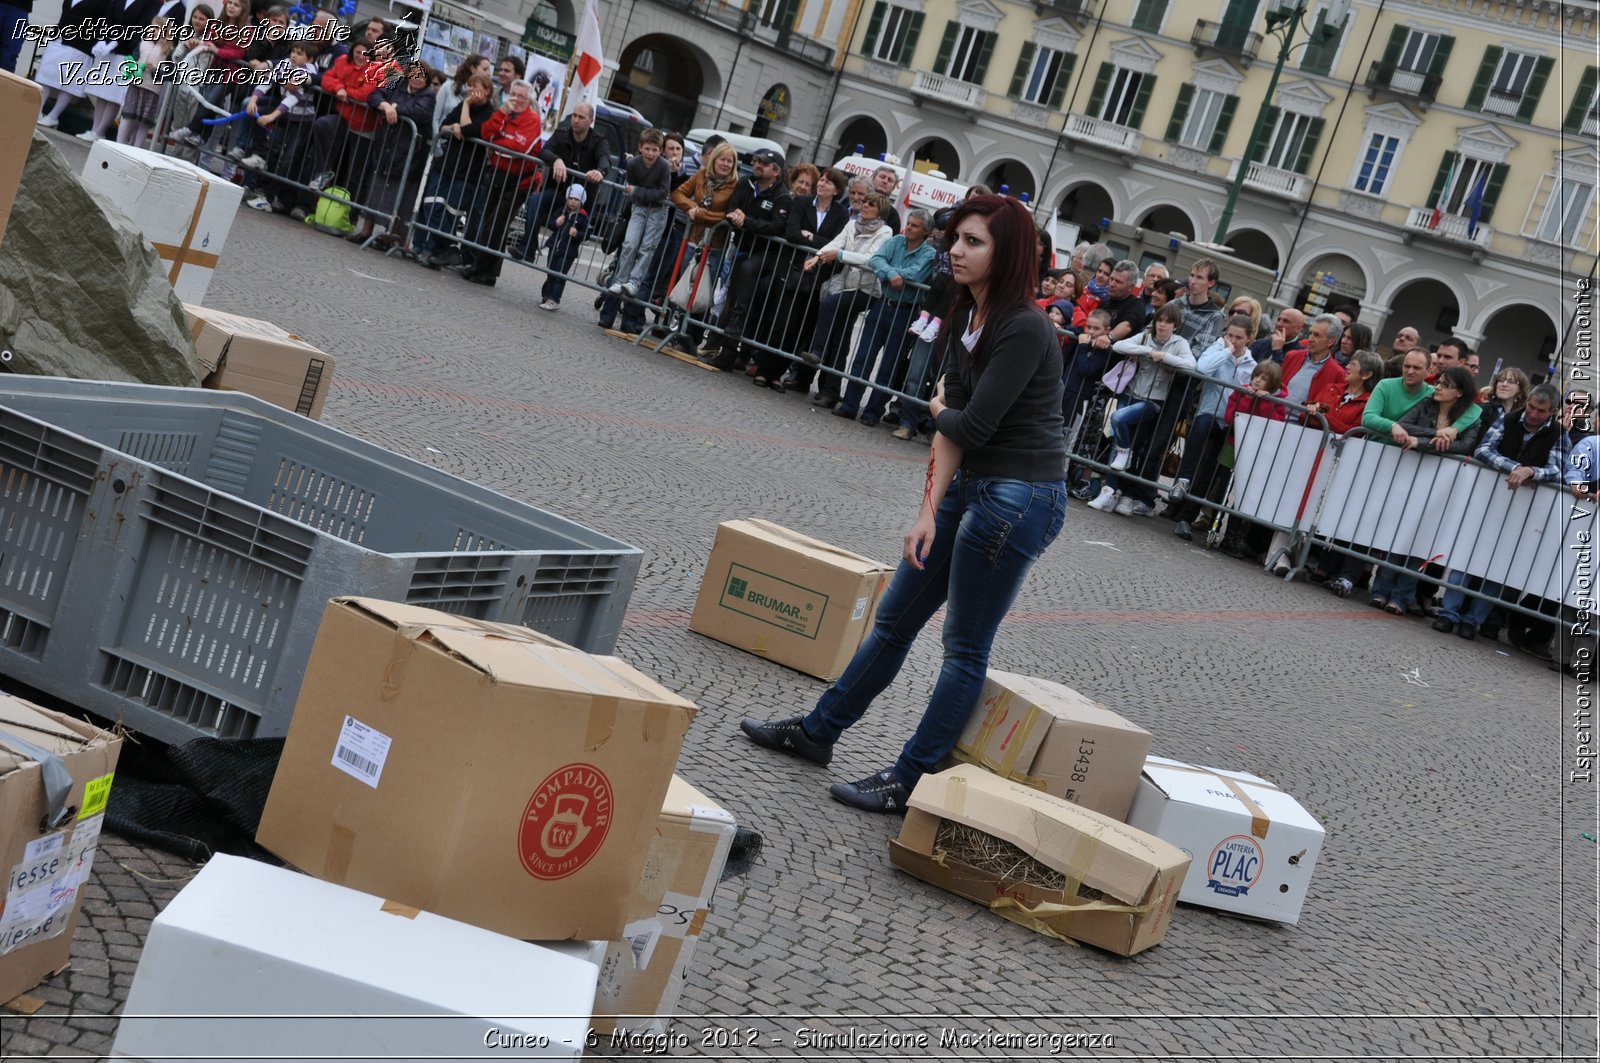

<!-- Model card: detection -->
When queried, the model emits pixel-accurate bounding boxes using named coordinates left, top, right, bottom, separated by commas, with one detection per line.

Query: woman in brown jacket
left=667, top=142, right=739, bottom=354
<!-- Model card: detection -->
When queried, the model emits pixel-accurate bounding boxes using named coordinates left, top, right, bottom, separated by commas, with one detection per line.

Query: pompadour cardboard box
left=256, top=598, right=697, bottom=942
left=592, top=775, right=737, bottom=1037
left=182, top=304, right=335, bottom=419
left=952, top=670, right=1152, bottom=820
left=1125, top=755, right=1326, bottom=925
left=690, top=519, right=893, bottom=681
left=890, top=765, right=1189, bottom=956
left=0, top=696, right=121, bottom=1004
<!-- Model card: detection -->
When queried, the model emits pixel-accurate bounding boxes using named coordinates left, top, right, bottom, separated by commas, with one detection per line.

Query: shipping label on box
left=952, top=671, right=1152, bottom=819
left=592, top=776, right=737, bottom=1038
left=890, top=765, right=1189, bottom=956
left=256, top=598, right=696, bottom=942
left=183, top=304, right=336, bottom=419
left=0, top=696, right=122, bottom=1003
left=1124, top=755, right=1326, bottom=925
left=690, top=520, right=893, bottom=681
left=80, top=140, right=242, bottom=305
left=0, top=71, right=42, bottom=248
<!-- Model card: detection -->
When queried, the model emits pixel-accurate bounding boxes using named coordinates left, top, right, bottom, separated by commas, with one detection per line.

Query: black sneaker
left=739, top=717, right=833, bottom=766
left=829, top=769, right=910, bottom=814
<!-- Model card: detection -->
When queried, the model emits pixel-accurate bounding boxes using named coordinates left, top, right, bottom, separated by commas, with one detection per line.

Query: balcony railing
left=1063, top=112, right=1142, bottom=153
left=750, top=20, right=835, bottom=65
left=1481, top=88, right=1524, bottom=118
left=910, top=70, right=987, bottom=111
left=1034, top=0, right=1092, bottom=19
left=1586, top=112, right=1599, bottom=137
left=1366, top=61, right=1443, bottom=105
left=1191, top=20, right=1263, bottom=66
left=1243, top=161, right=1309, bottom=200
left=1404, top=206, right=1493, bottom=248
left=657, top=0, right=746, bottom=31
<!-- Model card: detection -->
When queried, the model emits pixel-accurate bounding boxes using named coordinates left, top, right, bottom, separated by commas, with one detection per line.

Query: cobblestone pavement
left=2, top=131, right=1595, bottom=1060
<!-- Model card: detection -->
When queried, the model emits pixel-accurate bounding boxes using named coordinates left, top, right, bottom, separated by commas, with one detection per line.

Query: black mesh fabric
left=105, top=737, right=286, bottom=864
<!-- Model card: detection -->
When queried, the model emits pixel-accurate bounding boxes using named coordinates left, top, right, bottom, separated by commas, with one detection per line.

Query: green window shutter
left=970, top=30, right=996, bottom=85
left=1246, top=104, right=1279, bottom=166
left=1131, top=0, right=1168, bottom=33
left=1165, top=83, right=1195, bottom=143
left=1480, top=162, right=1508, bottom=223
left=1565, top=66, right=1599, bottom=133
left=1208, top=93, right=1239, bottom=154
left=861, top=1, right=885, bottom=57
left=933, top=21, right=958, bottom=76
left=1046, top=54, right=1075, bottom=109
left=1293, top=116, right=1325, bottom=174
left=1465, top=46, right=1500, bottom=111
left=900, top=12, right=924, bottom=66
left=1087, top=62, right=1113, bottom=117
left=1427, top=36, right=1453, bottom=77
left=1517, top=55, right=1554, bottom=122
left=1127, top=73, right=1155, bottom=128
left=1426, top=150, right=1456, bottom=209
left=1008, top=42, right=1036, bottom=99
left=1300, top=12, right=1336, bottom=76
left=1379, top=25, right=1406, bottom=68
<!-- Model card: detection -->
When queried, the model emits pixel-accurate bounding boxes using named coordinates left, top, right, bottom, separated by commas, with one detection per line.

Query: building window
left=1397, top=28, right=1444, bottom=73
left=756, top=0, right=791, bottom=29
left=1177, top=87, right=1229, bottom=149
left=1441, top=156, right=1495, bottom=214
left=1099, top=68, right=1144, bottom=125
left=862, top=2, right=922, bottom=66
left=1131, top=0, right=1168, bottom=33
left=1352, top=132, right=1400, bottom=195
left=941, top=25, right=991, bottom=83
left=1536, top=177, right=1594, bottom=245
left=1262, top=111, right=1311, bottom=170
left=1011, top=43, right=1071, bottom=106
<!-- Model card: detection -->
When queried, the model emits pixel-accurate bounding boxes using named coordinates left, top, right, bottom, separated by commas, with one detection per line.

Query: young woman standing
left=740, top=195, right=1069, bottom=812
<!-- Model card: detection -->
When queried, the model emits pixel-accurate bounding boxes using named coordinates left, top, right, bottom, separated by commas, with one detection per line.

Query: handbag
left=1100, top=397, right=1119, bottom=438
left=668, top=249, right=713, bottom=314
left=1101, top=358, right=1137, bottom=395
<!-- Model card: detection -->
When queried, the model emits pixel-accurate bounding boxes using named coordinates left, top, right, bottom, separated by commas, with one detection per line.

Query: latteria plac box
left=1124, top=755, right=1327, bottom=924
left=690, top=519, right=893, bottom=681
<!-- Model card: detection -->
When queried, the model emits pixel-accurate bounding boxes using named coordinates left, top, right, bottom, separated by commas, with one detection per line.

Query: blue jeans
left=541, top=233, right=582, bottom=304
left=0, top=4, right=27, bottom=73
left=1438, top=569, right=1500, bottom=626
left=1370, top=558, right=1420, bottom=608
left=1106, top=400, right=1160, bottom=491
left=803, top=472, right=1068, bottom=788
left=618, top=203, right=669, bottom=290
left=840, top=299, right=919, bottom=421
left=415, top=170, right=474, bottom=255
left=897, top=335, right=939, bottom=434
left=516, top=187, right=561, bottom=258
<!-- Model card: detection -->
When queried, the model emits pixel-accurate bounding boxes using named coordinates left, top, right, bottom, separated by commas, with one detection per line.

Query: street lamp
left=1211, top=0, right=1350, bottom=245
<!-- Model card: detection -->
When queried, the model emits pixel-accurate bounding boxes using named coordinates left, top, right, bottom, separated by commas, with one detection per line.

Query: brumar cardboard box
left=889, top=765, right=1188, bottom=956
left=0, top=71, right=41, bottom=248
left=1125, top=755, right=1326, bottom=925
left=593, top=775, right=737, bottom=1038
left=110, top=854, right=597, bottom=1061
left=79, top=139, right=242, bottom=304
left=0, top=696, right=121, bottom=1004
left=951, top=670, right=1152, bottom=819
left=255, top=598, right=697, bottom=942
left=183, top=304, right=335, bottom=419
left=689, top=519, right=893, bottom=681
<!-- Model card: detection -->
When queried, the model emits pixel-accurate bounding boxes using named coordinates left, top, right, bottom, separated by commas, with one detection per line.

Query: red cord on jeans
left=922, top=445, right=938, bottom=517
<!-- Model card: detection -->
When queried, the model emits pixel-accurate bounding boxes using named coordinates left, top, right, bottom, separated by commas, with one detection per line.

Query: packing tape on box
left=0, top=726, right=74, bottom=829
left=744, top=520, right=886, bottom=568
left=1156, top=762, right=1277, bottom=839
left=961, top=691, right=1049, bottom=787
left=988, top=892, right=1157, bottom=946
left=587, top=696, right=619, bottom=751
left=946, top=746, right=1047, bottom=793
left=156, top=178, right=215, bottom=285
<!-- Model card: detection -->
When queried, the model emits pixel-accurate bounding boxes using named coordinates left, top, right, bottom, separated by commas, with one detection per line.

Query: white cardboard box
left=80, top=140, right=241, bottom=305
left=1125, top=755, right=1326, bottom=925
left=111, top=854, right=598, bottom=1060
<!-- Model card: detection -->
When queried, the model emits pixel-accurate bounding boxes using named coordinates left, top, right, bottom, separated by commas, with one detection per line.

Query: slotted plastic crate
left=0, top=377, right=642, bottom=744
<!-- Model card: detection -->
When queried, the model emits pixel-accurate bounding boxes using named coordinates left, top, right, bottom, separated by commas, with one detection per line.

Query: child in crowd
left=606, top=128, right=672, bottom=300
left=1215, top=360, right=1288, bottom=561
left=243, top=41, right=319, bottom=211
left=538, top=185, right=590, bottom=312
left=115, top=14, right=179, bottom=147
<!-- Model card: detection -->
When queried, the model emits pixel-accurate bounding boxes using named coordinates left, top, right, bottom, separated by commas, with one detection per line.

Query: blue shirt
left=868, top=235, right=937, bottom=304
left=1567, top=434, right=1600, bottom=485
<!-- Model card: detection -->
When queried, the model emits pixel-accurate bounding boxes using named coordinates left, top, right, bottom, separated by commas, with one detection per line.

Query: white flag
left=568, top=0, right=605, bottom=115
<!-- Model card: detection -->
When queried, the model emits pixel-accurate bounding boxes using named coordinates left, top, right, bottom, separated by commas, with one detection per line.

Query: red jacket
left=1281, top=349, right=1345, bottom=413
left=322, top=55, right=394, bottom=133
left=1325, top=392, right=1370, bottom=435
left=1226, top=386, right=1290, bottom=441
left=478, top=108, right=543, bottom=189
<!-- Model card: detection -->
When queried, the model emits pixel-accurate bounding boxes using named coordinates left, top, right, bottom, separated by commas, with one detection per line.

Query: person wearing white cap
left=537, top=184, right=590, bottom=310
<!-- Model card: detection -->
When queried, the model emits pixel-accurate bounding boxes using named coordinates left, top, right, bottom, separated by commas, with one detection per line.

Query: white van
left=686, top=128, right=787, bottom=163
left=831, top=154, right=968, bottom=214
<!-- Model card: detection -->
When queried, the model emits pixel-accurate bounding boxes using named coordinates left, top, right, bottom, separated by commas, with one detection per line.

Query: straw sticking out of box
left=932, top=819, right=1104, bottom=900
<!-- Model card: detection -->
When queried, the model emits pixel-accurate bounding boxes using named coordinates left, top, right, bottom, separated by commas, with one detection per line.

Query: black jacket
left=538, top=125, right=613, bottom=187
left=725, top=176, right=790, bottom=256
left=780, top=195, right=849, bottom=285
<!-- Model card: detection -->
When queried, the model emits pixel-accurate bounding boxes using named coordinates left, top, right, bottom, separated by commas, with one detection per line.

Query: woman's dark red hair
left=940, top=194, right=1046, bottom=371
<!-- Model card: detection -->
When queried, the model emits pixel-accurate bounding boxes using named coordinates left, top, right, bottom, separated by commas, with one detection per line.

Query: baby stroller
left=1065, top=383, right=1117, bottom=496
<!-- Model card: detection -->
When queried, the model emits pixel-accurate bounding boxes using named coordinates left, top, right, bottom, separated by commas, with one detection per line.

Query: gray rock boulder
left=0, top=131, right=199, bottom=387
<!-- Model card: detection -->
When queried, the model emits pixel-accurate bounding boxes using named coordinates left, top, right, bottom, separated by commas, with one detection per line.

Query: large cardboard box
left=0, top=696, right=122, bottom=1003
left=255, top=598, right=697, bottom=942
left=593, top=776, right=737, bottom=1038
left=890, top=765, right=1188, bottom=956
left=1125, top=755, right=1326, bottom=925
left=952, top=670, right=1152, bottom=819
left=110, top=854, right=597, bottom=1060
left=0, top=71, right=41, bottom=248
left=183, top=304, right=335, bottom=419
left=690, top=519, right=893, bottom=681
left=80, top=140, right=241, bottom=304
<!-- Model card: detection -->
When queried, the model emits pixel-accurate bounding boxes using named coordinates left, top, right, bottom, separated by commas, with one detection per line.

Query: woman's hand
left=903, top=511, right=936, bottom=570
left=802, top=256, right=816, bottom=272
left=1437, top=425, right=1458, bottom=443
left=818, top=248, right=838, bottom=263
left=1431, top=434, right=1452, bottom=452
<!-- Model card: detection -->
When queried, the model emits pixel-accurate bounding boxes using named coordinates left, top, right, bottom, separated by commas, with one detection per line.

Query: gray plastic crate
left=0, top=377, right=642, bottom=745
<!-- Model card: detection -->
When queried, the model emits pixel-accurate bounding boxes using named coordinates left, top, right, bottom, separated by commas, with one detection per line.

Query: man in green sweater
left=1362, top=349, right=1434, bottom=437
